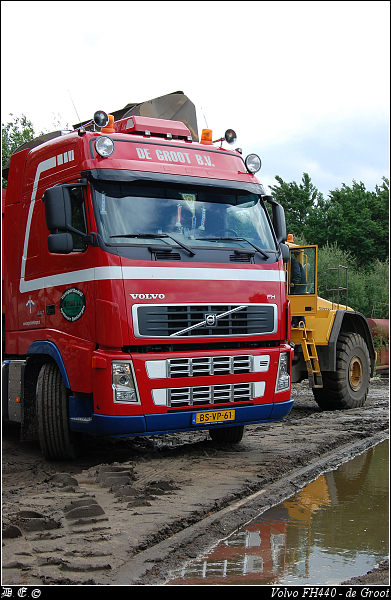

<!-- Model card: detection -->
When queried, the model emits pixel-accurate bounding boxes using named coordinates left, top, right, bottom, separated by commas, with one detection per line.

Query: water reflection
left=170, top=440, right=388, bottom=585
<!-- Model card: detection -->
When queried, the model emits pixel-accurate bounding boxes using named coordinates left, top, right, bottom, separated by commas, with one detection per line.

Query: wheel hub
left=349, top=355, right=363, bottom=391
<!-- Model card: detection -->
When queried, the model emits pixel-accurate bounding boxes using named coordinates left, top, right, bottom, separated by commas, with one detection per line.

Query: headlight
left=95, top=136, right=115, bottom=158
left=245, top=153, right=261, bottom=173
left=112, top=361, right=139, bottom=403
left=275, top=352, right=291, bottom=392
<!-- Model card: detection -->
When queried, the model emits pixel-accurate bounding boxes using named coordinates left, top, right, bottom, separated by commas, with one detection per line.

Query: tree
left=271, top=173, right=389, bottom=267
left=2, top=114, right=36, bottom=189
left=324, top=179, right=389, bottom=265
left=270, top=173, right=326, bottom=242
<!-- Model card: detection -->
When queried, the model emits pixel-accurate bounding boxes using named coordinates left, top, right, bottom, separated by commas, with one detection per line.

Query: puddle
left=170, top=440, right=389, bottom=585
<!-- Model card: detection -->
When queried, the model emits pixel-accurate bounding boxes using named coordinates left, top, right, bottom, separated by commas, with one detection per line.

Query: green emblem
left=60, top=287, right=86, bottom=322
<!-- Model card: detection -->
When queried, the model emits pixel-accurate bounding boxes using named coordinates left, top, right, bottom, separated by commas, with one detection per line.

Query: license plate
left=192, top=409, right=235, bottom=425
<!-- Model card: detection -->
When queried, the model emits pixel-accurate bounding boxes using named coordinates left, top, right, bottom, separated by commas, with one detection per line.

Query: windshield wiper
left=196, top=236, right=269, bottom=259
left=109, top=233, right=196, bottom=256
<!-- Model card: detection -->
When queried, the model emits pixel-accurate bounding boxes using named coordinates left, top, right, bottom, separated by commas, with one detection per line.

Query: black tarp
left=74, top=91, right=198, bottom=141
left=3, top=92, right=198, bottom=180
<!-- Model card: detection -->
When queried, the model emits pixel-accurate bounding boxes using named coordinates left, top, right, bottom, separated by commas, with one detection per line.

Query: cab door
left=43, top=182, right=97, bottom=393
left=285, top=245, right=318, bottom=318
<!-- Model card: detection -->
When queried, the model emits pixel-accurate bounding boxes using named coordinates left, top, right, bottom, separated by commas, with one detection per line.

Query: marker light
left=101, top=114, right=115, bottom=133
left=95, top=136, right=115, bottom=157
left=225, top=129, right=237, bottom=144
left=94, top=110, right=109, bottom=128
left=200, top=128, right=213, bottom=145
left=245, top=153, right=261, bottom=173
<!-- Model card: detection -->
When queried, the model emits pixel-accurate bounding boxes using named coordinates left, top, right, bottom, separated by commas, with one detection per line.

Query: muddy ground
left=2, top=376, right=389, bottom=587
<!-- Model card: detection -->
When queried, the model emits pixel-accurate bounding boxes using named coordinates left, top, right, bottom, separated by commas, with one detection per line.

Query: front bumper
left=69, top=398, right=293, bottom=437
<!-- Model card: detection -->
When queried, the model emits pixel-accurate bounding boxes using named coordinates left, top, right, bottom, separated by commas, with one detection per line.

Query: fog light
left=112, top=361, right=139, bottom=403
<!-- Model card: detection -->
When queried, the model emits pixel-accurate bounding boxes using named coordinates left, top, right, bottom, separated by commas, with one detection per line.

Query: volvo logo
left=170, top=305, right=247, bottom=337
left=130, top=293, right=165, bottom=299
left=205, top=313, right=217, bottom=327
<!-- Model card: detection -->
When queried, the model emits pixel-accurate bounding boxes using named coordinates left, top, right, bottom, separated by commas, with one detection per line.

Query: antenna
left=201, top=108, right=208, bottom=129
left=68, top=90, right=81, bottom=125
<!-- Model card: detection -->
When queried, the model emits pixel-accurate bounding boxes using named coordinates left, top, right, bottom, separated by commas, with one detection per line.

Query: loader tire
left=36, top=362, right=80, bottom=460
left=313, top=332, right=370, bottom=410
left=209, top=425, right=244, bottom=443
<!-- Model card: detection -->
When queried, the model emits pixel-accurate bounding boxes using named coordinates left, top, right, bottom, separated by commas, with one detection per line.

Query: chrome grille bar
left=167, top=382, right=253, bottom=407
left=167, top=355, right=253, bottom=378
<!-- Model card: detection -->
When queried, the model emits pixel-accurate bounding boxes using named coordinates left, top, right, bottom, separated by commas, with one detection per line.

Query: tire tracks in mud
left=2, top=379, right=389, bottom=586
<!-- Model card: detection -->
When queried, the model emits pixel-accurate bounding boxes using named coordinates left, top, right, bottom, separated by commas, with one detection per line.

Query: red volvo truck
left=2, top=93, right=293, bottom=460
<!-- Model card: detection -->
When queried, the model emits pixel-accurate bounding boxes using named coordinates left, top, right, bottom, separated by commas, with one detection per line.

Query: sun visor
left=83, top=169, right=266, bottom=194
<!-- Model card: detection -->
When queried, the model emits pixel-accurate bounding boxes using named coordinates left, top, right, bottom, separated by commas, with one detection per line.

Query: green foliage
left=317, top=242, right=355, bottom=299
left=272, top=173, right=389, bottom=267
left=2, top=114, right=36, bottom=189
left=355, top=259, right=389, bottom=318
left=317, top=243, right=389, bottom=318
left=272, top=172, right=389, bottom=318
left=372, top=324, right=389, bottom=353
left=324, top=178, right=389, bottom=264
left=270, top=173, right=325, bottom=242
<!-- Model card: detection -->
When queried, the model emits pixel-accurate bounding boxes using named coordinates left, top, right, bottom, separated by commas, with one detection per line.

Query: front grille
left=168, top=382, right=253, bottom=407
left=168, top=355, right=253, bottom=377
left=135, top=304, right=276, bottom=338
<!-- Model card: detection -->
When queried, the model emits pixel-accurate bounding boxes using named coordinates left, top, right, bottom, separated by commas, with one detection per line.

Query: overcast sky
left=1, top=1, right=389, bottom=197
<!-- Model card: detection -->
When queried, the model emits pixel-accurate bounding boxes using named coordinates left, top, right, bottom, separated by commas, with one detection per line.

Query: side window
left=69, top=187, right=87, bottom=251
left=288, top=247, right=317, bottom=295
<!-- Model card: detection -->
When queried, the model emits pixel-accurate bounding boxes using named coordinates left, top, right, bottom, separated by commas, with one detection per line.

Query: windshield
left=92, top=181, right=277, bottom=252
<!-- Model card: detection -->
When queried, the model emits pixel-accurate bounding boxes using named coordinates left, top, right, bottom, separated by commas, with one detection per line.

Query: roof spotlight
left=95, top=136, right=115, bottom=158
left=224, top=129, right=237, bottom=144
left=245, top=153, right=262, bottom=173
left=93, top=110, right=109, bottom=129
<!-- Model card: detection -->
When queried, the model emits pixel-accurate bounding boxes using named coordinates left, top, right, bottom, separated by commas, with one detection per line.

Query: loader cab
left=285, top=242, right=318, bottom=319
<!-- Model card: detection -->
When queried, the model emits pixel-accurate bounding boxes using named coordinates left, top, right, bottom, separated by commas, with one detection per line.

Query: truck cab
left=3, top=96, right=293, bottom=460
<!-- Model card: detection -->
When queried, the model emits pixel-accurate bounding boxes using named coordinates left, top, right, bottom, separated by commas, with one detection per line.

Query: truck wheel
left=313, top=332, right=370, bottom=410
left=36, top=362, right=80, bottom=460
left=209, top=425, right=244, bottom=443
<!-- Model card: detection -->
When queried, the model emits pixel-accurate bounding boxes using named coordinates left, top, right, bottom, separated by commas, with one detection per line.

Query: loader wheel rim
left=349, top=355, right=363, bottom=391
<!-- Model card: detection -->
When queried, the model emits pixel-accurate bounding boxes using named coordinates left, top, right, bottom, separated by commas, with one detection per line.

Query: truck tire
left=209, top=425, right=244, bottom=443
left=36, top=362, right=80, bottom=460
left=313, top=332, right=370, bottom=410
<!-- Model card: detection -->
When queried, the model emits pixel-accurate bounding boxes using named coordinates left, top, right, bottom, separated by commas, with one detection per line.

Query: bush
left=317, top=243, right=389, bottom=318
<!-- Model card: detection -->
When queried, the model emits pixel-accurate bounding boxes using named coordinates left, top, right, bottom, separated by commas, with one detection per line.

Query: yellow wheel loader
left=285, top=240, right=375, bottom=410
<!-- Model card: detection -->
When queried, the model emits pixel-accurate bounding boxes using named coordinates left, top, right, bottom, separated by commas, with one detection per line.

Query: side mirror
left=262, top=195, right=287, bottom=244
left=47, top=232, right=73, bottom=254
left=280, top=243, right=289, bottom=263
left=44, top=186, right=72, bottom=231
left=271, top=202, right=287, bottom=244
